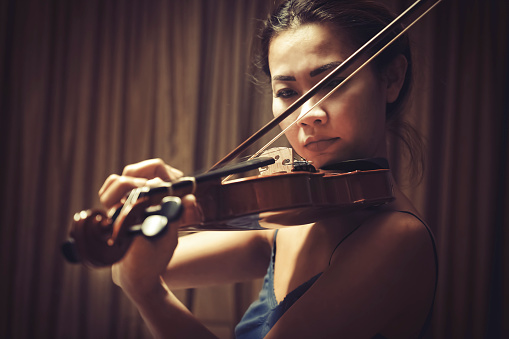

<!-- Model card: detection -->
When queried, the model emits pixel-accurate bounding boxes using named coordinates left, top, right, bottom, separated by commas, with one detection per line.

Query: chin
left=313, top=153, right=370, bottom=169
left=301, top=148, right=361, bottom=169
left=309, top=155, right=344, bottom=170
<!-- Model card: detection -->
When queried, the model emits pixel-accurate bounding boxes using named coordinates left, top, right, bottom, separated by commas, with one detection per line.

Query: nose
left=298, top=99, right=328, bottom=126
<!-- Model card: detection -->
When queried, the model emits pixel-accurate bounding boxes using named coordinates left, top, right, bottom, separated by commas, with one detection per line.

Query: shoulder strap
left=328, top=223, right=364, bottom=266
left=395, top=211, right=438, bottom=339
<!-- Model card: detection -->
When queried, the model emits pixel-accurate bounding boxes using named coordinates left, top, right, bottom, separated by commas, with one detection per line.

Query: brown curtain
left=1, top=0, right=507, bottom=338
left=416, top=1, right=509, bottom=337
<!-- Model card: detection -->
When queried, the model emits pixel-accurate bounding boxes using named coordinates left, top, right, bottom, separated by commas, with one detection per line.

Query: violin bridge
left=258, top=147, right=294, bottom=176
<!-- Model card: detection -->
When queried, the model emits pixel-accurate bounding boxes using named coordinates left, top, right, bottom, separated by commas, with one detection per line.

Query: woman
left=99, top=0, right=437, bottom=338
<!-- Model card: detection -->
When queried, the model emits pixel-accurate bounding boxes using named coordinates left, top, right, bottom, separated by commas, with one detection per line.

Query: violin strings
left=109, top=187, right=145, bottom=244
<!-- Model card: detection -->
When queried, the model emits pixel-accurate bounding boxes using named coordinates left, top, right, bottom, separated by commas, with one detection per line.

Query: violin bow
left=209, top=0, right=442, bottom=171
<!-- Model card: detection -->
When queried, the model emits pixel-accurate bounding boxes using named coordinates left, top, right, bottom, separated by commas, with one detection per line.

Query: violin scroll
left=62, top=157, right=276, bottom=267
left=62, top=210, right=126, bottom=267
left=62, top=197, right=184, bottom=267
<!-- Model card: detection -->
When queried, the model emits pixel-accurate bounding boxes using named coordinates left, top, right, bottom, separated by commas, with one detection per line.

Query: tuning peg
left=138, top=197, right=183, bottom=238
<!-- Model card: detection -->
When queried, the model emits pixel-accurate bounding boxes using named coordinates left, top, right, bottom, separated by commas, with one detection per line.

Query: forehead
left=268, top=23, right=354, bottom=76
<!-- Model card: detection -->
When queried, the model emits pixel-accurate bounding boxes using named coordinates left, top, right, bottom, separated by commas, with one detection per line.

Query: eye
left=274, top=88, right=298, bottom=99
left=324, top=78, right=345, bottom=90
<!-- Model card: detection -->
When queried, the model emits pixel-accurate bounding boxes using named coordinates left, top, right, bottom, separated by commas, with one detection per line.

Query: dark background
left=1, top=0, right=508, bottom=338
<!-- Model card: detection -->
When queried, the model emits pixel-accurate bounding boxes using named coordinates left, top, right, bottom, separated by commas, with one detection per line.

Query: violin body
left=64, top=165, right=393, bottom=268
left=194, top=168, right=393, bottom=230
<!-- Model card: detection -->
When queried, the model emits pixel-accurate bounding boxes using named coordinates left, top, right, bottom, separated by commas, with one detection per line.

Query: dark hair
left=256, top=0, right=424, bottom=182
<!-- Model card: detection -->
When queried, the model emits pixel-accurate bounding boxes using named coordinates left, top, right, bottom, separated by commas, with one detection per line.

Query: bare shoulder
left=267, top=211, right=436, bottom=338
left=368, top=210, right=434, bottom=257
left=329, top=210, right=436, bottom=336
left=363, top=210, right=432, bottom=244
left=329, top=209, right=436, bottom=282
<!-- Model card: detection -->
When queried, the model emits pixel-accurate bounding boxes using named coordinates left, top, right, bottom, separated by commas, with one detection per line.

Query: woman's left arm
left=111, top=195, right=218, bottom=339
left=127, top=278, right=217, bottom=339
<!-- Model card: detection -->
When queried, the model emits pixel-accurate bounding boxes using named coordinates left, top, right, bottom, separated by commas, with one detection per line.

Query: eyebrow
left=272, top=61, right=343, bottom=82
left=309, top=61, right=342, bottom=77
left=272, top=75, right=296, bottom=81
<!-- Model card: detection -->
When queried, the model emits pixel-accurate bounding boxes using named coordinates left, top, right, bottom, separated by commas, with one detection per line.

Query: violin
left=62, top=151, right=393, bottom=267
left=62, top=0, right=441, bottom=268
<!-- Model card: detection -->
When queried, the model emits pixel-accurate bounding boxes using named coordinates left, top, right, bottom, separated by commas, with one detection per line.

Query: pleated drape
left=1, top=0, right=508, bottom=338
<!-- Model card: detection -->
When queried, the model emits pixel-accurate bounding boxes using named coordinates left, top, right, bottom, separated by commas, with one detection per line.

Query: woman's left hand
left=111, top=194, right=203, bottom=303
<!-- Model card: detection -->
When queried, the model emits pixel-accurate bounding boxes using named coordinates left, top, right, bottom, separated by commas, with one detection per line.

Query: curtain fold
left=1, top=0, right=508, bottom=338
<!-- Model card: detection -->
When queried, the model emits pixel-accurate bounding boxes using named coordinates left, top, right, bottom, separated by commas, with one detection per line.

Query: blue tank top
left=235, top=230, right=322, bottom=338
left=235, top=212, right=437, bottom=339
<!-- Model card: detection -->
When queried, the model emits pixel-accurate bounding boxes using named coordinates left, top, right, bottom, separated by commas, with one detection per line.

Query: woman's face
left=268, top=23, right=396, bottom=169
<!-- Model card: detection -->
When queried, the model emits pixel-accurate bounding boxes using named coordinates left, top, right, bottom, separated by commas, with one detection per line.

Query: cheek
left=326, top=83, right=387, bottom=148
left=341, top=79, right=386, bottom=125
left=273, top=101, right=300, bottom=141
left=278, top=119, right=300, bottom=149
left=272, top=100, right=282, bottom=118
left=341, top=101, right=383, bottom=138
left=339, top=94, right=387, bottom=154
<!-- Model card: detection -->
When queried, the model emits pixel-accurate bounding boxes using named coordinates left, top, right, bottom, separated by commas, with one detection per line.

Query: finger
left=161, top=164, right=184, bottom=182
left=111, top=264, right=121, bottom=286
left=122, top=159, right=183, bottom=182
left=180, top=194, right=204, bottom=226
left=145, top=177, right=165, bottom=187
left=98, top=174, right=119, bottom=196
left=99, top=176, right=148, bottom=209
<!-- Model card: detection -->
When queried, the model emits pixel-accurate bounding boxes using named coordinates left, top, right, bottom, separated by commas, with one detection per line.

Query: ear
left=384, top=54, right=408, bottom=104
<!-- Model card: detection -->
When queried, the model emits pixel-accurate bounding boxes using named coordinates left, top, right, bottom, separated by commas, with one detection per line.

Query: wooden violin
left=63, top=153, right=393, bottom=267
left=62, top=0, right=441, bottom=268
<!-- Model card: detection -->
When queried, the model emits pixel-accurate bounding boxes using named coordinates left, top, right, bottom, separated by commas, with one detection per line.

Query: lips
left=304, top=137, right=340, bottom=152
